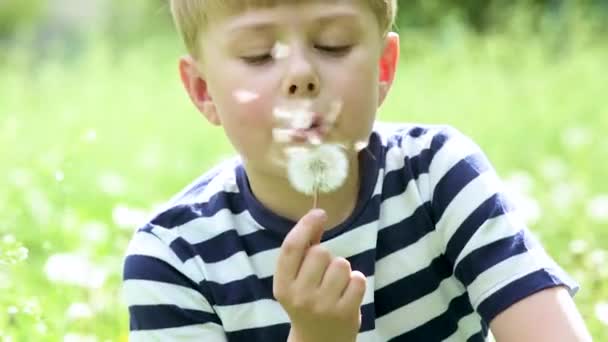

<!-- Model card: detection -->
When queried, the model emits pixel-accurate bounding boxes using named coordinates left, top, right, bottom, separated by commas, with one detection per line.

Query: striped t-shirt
left=123, top=123, right=578, bottom=341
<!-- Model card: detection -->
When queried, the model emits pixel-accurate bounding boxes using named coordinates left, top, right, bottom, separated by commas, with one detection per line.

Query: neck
left=245, top=151, right=361, bottom=231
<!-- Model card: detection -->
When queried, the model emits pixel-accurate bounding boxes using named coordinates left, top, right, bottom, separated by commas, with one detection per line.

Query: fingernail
left=310, top=208, right=327, bottom=221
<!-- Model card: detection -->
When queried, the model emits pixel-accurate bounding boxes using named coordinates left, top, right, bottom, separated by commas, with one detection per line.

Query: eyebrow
left=227, top=12, right=362, bottom=35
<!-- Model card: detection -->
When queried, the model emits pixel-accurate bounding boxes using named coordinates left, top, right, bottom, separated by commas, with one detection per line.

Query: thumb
left=297, top=208, right=327, bottom=246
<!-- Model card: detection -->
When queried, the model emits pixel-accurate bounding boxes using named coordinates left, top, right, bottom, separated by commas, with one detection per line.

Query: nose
left=281, top=50, right=320, bottom=98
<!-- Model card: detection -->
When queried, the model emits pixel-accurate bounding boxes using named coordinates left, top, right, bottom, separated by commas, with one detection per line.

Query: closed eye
left=241, top=53, right=272, bottom=65
left=315, top=45, right=352, bottom=55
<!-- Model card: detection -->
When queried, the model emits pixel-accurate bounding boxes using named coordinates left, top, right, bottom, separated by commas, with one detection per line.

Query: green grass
left=1, top=27, right=607, bottom=340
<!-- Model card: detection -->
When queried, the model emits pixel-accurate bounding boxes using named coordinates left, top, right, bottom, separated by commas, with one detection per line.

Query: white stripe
left=215, top=299, right=289, bottom=332
left=435, top=171, right=500, bottom=247
left=442, top=312, right=484, bottom=342
left=376, top=277, right=466, bottom=340
left=468, top=249, right=549, bottom=308
left=375, top=231, right=441, bottom=289
left=127, top=231, right=205, bottom=284
left=175, top=210, right=260, bottom=245
left=201, top=221, right=379, bottom=284
left=378, top=176, right=426, bottom=230
left=384, top=135, right=434, bottom=175
left=455, top=213, right=526, bottom=267
left=429, top=130, right=480, bottom=194
left=129, top=324, right=227, bottom=342
left=123, top=279, right=214, bottom=313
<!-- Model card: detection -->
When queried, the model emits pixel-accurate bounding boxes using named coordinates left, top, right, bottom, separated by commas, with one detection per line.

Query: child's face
left=180, top=1, right=398, bottom=177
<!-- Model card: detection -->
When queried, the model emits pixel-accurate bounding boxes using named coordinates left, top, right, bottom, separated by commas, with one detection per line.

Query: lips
left=289, top=114, right=330, bottom=143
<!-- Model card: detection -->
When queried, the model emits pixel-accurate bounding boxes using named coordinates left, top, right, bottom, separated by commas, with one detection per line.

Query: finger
left=296, top=245, right=332, bottom=290
left=339, top=270, right=367, bottom=312
left=319, top=257, right=351, bottom=300
left=275, top=209, right=327, bottom=283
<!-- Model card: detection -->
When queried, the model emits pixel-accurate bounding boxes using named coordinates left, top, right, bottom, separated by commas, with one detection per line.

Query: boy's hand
left=273, top=209, right=367, bottom=342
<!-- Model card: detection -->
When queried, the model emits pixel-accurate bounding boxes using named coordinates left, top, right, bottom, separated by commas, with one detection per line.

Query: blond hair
left=170, top=0, right=397, bottom=58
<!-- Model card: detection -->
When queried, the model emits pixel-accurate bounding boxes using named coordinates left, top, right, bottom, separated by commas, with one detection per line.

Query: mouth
left=289, top=114, right=330, bottom=144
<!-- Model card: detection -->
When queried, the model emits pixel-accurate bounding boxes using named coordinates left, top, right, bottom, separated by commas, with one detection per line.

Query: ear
left=178, top=55, right=221, bottom=126
left=378, top=32, right=399, bottom=106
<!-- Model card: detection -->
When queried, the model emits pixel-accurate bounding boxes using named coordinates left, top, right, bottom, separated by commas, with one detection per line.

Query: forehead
left=204, top=0, right=374, bottom=33
left=205, top=0, right=363, bottom=14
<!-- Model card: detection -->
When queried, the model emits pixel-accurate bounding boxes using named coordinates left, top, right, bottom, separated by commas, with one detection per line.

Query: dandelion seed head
left=286, top=144, right=349, bottom=195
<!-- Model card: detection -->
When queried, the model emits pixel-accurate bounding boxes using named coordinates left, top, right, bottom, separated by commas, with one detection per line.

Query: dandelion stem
left=313, top=185, right=319, bottom=209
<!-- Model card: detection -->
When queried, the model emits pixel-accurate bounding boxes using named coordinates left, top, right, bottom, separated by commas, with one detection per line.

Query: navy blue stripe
left=477, top=269, right=568, bottom=324
left=151, top=192, right=247, bottom=228
left=467, top=331, right=487, bottom=341
left=129, top=305, right=221, bottom=331
left=390, top=292, right=475, bottom=341
left=376, top=202, right=434, bottom=260
left=382, top=149, right=433, bottom=200
left=444, top=193, right=511, bottom=265
left=360, top=302, right=375, bottom=332
left=456, top=231, right=530, bottom=287
left=226, top=323, right=290, bottom=341
left=432, top=153, right=490, bottom=224
left=169, top=202, right=381, bottom=263
left=375, top=254, right=453, bottom=317
left=206, top=249, right=376, bottom=306
left=123, top=254, right=201, bottom=291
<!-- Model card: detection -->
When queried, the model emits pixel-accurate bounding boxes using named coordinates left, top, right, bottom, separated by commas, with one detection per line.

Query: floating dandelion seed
left=233, top=89, right=260, bottom=103
left=354, top=141, right=368, bottom=152
left=286, top=144, right=348, bottom=208
left=271, top=42, right=290, bottom=59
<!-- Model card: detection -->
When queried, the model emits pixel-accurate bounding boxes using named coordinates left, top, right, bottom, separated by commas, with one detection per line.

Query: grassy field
left=1, top=25, right=607, bottom=340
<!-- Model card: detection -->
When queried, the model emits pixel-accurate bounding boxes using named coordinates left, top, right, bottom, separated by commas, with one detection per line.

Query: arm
left=425, top=127, right=586, bottom=340
left=490, top=286, right=591, bottom=342
left=123, top=229, right=228, bottom=342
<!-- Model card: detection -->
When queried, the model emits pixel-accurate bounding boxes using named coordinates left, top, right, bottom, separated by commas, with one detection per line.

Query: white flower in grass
left=569, top=239, right=588, bottom=255
left=562, top=126, right=591, bottom=150
left=44, top=253, right=107, bottom=289
left=66, top=303, right=94, bottom=320
left=586, top=195, right=608, bottom=223
left=112, top=205, right=148, bottom=230
left=286, top=144, right=348, bottom=195
left=596, top=302, right=608, bottom=326
left=98, top=171, right=126, bottom=196
left=63, top=333, right=97, bottom=342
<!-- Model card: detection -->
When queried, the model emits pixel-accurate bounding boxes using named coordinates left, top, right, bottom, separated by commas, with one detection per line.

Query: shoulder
left=373, top=121, right=473, bottom=153
left=142, top=156, right=242, bottom=230
left=372, top=121, right=482, bottom=172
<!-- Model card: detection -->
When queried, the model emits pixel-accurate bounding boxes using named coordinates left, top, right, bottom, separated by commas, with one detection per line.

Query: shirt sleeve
left=427, top=126, right=579, bottom=325
left=122, top=228, right=228, bottom=342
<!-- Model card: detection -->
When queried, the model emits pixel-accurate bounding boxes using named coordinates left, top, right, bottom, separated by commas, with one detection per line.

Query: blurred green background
left=1, top=1, right=607, bottom=341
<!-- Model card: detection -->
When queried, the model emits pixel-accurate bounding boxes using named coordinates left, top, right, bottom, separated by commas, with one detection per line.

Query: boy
left=123, top=1, right=592, bottom=341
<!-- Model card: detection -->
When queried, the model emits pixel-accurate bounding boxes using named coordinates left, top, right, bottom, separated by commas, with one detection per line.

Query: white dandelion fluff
left=286, top=144, right=349, bottom=196
left=271, top=42, right=290, bottom=59
left=233, top=89, right=260, bottom=103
